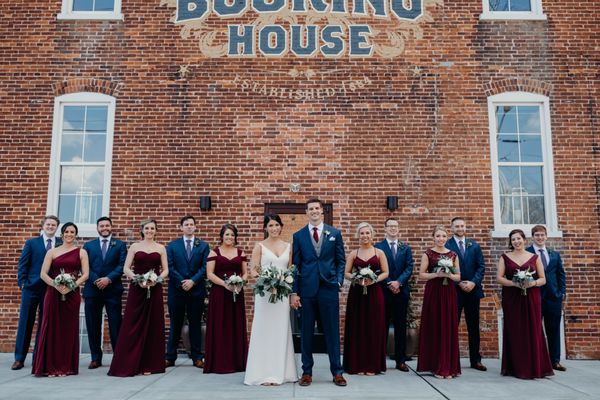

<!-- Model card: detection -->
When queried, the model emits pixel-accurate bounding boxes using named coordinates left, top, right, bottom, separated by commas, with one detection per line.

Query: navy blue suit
left=375, top=239, right=414, bottom=364
left=446, top=237, right=485, bottom=366
left=166, top=237, right=209, bottom=362
left=15, top=236, right=62, bottom=363
left=82, top=237, right=127, bottom=364
left=292, top=224, right=345, bottom=376
left=527, top=245, right=566, bottom=364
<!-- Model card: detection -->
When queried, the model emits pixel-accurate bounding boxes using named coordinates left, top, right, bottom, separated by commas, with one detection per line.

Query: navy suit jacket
left=83, top=238, right=127, bottom=297
left=166, top=237, right=209, bottom=297
left=446, top=238, right=485, bottom=299
left=526, top=245, right=566, bottom=301
left=292, top=224, right=345, bottom=298
left=18, top=236, right=63, bottom=293
left=374, top=239, right=414, bottom=298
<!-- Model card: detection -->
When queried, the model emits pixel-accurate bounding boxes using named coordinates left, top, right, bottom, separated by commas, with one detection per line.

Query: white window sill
left=479, top=12, right=547, bottom=21
left=491, top=229, right=563, bottom=239
left=57, top=13, right=124, bottom=21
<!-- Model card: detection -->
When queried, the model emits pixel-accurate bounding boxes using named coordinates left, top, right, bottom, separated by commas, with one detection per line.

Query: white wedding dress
left=244, top=243, right=298, bottom=385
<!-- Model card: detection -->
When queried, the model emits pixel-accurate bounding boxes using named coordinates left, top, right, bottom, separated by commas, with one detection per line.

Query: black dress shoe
left=88, top=361, right=102, bottom=369
left=395, top=363, right=409, bottom=372
left=471, top=362, right=487, bottom=371
left=553, top=363, right=567, bottom=371
left=11, top=361, right=24, bottom=370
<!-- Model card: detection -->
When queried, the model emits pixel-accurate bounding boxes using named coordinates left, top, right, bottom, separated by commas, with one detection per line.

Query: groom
left=291, top=198, right=347, bottom=387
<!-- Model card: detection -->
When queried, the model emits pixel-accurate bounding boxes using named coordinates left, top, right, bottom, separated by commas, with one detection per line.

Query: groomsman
left=165, top=216, right=209, bottom=368
left=375, top=218, right=414, bottom=372
left=13, top=215, right=62, bottom=370
left=446, top=217, right=487, bottom=371
left=82, top=217, right=127, bottom=369
left=527, top=225, right=567, bottom=371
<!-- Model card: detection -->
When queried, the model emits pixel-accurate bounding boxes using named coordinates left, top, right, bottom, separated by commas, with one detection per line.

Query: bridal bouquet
left=224, top=274, right=245, bottom=302
left=132, top=269, right=163, bottom=299
left=512, top=268, right=534, bottom=296
left=434, top=256, right=456, bottom=285
left=53, top=269, right=77, bottom=301
left=253, top=264, right=296, bottom=304
left=351, top=266, right=378, bottom=295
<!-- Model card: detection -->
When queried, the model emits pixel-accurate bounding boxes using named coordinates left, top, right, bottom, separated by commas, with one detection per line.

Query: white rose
left=285, top=275, right=294, bottom=284
left=359, top=268, right=371, bottom=276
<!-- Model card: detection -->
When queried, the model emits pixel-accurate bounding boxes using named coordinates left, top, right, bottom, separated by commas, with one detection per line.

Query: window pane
left=497, top=135, right=520, bottom=162
left=489, top=0, right=509, bottom=11
left=63, top=106, right=85, bottom=132
left=517, top=106, right=540, bottom=133
left=499, top=195, right=513, bottom=224
left=84, top=134, right=107, bottom=162
left=60, top=166, right=84, bottom=194
left=95, top=0, right=115, bottom=11
left=521, top=166, right=543, bottom=194
left=520, top=135, right=542, bottom=162
left=73, top=0, right=94, bottom=11
left=510, top=0, right=531, bottom=11
left=496, top=106, right=517, bottom=134
left=59, top=166, right=104, bottom=225
left=86, top=106, right=108, bottom=132
left=60, top=134, right=84, bottom=162
left=499, top=166, right=520, bottom=195
left=84, top=166, right=105, bottom=193
left=527, top=196, right=546, bottom=224
left=58, top=194, right=76, bottom=223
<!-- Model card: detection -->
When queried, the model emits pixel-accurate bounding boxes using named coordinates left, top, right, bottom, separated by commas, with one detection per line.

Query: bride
left=244, top=214, right=298, bottom=385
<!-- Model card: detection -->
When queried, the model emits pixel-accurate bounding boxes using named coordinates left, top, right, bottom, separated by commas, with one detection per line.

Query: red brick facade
left=0, top=1, right=598, bottom=359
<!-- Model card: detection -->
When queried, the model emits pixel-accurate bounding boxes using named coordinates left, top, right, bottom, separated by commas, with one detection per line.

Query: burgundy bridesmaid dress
left=32, top=248, right=81, bottom=377
left=343, top=253, right=387, bottom=374
left=501, top=253, right=554, bottom=379
left=204, top=248, right=248, bottom=374
left=417, top=249, right=461, bottom=377
left=108, top=251, right=165, bottom=377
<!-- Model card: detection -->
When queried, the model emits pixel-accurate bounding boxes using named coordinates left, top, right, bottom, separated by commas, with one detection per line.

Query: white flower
left=438, top=258, right=454, bottom=268
left=359, top=267, right=371, bottom=276
left=285, top=275, right=294, bottom=284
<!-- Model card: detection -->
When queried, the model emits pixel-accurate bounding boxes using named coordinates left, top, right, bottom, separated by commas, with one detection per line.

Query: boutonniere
left=323, top=230, right=331, bottom=236
left=193, top=238, right=201, bottom=247
left=466, top=241, right=473, bottom=248
left=109, top=240, right=116, bottom=248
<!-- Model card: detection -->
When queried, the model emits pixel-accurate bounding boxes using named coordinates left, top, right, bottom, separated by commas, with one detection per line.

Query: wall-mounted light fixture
left=200, top=196, right=212, bottom=211
left=386, top=196, right=398, bottom=211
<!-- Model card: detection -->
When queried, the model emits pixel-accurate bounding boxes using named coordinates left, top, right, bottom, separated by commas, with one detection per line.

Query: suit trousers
left=457, top=289, right=482, bottom=365
left=300, top=282, right=343, bottom=376
left=84, top=293, right=123, bottom=363
left=14, top=288, right=46, bottom=363
left=167, top=289, right=206, bottom=362
left=384, top=290, right=408, bottom=363
left=542, top=297, right=563, bottom=364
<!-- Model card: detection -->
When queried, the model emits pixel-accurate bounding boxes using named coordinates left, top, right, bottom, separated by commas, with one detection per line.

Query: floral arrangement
left=53, top=269, right=77, bottom=301
left=132, top=269, right=164, bottom=299
left=224, top=274, right=245, bottom=302
left=350, top=266, right=378, bottom=295
left=253, top=264, right=296, bottom=303
left=512, top=268, right=535, bottom=296
left=434, top=256, right=456, bottom=285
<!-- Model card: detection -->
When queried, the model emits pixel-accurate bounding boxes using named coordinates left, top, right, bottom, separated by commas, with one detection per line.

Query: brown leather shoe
left=471, top=362, right=487, bottom=371
left=553, top=363, right=567, bottom=371
left=193, top=359, right=204, bottom=368
left=333, top=374, right=347, bottom=386
left=396, top=362, right=409, bottom=372
left=11, top=361, right=24, bottom=370
left=88, top=361, right=102, bottom=369
left=298, top=374, right=312, bottom=386
left=165, top=360, right=175, bottom=368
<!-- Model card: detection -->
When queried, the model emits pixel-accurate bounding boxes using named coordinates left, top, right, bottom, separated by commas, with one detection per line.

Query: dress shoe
left=165, top=360, right=175, bottom=368
left=88, top=361, right=102, bottom=369
left=471, top=362, right=487, bottom=371
left=395, top=363, right=409, bottom=372
left=333, top=374, right=347, bottom=387
left=298, top=374, right=312, bottom=386
left=11, top=361, right=24, bottom=370
left=193, top=359, right=204, bottom=368
left=553, top=363, right=567, bottom=371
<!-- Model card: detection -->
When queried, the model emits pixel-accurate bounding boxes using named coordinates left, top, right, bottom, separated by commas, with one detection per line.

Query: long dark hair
left=508, top=229, right=526, bottom=250
left=219, top=223, right=238, bottom=245
left=263, top=213, right=283, bottom=229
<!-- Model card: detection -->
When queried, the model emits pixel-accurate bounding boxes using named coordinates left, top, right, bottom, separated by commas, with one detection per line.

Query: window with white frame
left=480, top=0, right=546, bottom=20
left=57, top=0, right=123, bottom=20
left=488, top=92, right=560, bottom=237
left=47, top=93, right=116, bottom=237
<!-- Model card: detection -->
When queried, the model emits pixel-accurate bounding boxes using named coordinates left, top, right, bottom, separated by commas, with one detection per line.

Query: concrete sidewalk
left=1, top=353, right=598, bottom=400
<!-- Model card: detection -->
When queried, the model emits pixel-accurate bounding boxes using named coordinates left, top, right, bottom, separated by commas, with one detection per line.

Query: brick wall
left=0, top=0, right=598, bottom=358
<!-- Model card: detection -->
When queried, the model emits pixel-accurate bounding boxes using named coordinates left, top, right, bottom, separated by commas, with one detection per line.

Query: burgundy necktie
left=312, top=227, right=319, bottom=243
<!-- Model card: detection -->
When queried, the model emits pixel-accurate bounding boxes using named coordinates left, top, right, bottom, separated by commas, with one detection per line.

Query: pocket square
left=328, top=236, right=336, bottom=241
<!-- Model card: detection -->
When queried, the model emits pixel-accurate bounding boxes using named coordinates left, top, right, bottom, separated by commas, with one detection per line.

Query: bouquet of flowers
left=224, top=274, right=245, bottom=302
left=434, top=256, right=456, bottom=285
left=253, top=264, right=296, bottom=304
left=132, top=269, right=164, bottom=299
left=350, top=266, right=378, bottom=295
left=53, top=269, right=77, bottom=301
left=512, top=268, right=534, bottom=296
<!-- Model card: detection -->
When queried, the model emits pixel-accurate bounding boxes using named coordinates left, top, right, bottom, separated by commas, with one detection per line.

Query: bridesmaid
left=204, top=224, right=249, bottom=374
left=497, top=229, right=553, bottom=379
left=417, top=225, right=461, bottom=379
left=343, top=222, right=389, bottom=375
left=108, top=219, right=168, bottom=377
left=33, top=222, right=89, bottom=377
